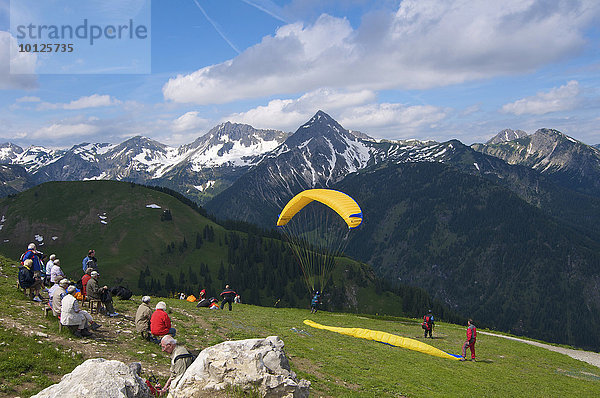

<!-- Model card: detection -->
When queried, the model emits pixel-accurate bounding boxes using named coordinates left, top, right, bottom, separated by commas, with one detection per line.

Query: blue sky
left=0, top=0, right=599, bottom=148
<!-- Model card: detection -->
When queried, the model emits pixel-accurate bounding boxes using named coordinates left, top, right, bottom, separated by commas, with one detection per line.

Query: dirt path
left=480, top=331, right=600, bottom=369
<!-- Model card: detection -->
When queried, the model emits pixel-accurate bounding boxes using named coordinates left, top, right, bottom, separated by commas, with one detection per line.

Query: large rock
left=32, top=358, right=151, bottom=398
left=171, top=336, right=310, bottom=398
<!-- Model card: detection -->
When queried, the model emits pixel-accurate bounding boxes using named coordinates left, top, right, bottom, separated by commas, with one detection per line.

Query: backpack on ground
left=110, top=286, right=133, bottom=300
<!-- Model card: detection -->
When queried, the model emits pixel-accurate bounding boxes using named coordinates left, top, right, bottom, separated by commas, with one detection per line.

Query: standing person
left=50, top=259, right=66, bottom=284
left=151, top=301, right=176, bottom=338
left=157, top=335, right=194, bottom=395
left=18, top=259, right=43, bottom=301
left=310, top=291, right=321, bottom=313
left=460, top=319, right=477, bottom=361
left=21, top=243, right=45, bottom=281
left=422, top=309, right=435, bottom=338
left=45, top=254, right=56, bottom=286
left=135, top=296, right=154, bottom=341
left=220, top=285, right=236, bottom=311
left=86, top=270, right=118, bottom=317
left=82, top=249, right=98, bottom=273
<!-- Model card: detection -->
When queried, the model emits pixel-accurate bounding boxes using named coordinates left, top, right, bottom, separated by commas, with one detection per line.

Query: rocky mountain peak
left=486, top=129, right=528, bottom=144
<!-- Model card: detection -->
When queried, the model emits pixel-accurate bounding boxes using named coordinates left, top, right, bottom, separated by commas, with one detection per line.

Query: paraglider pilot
left=311, top=291, right=321, bottom=313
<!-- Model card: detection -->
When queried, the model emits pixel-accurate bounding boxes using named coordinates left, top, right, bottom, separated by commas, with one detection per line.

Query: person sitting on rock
left=87, top=270, right=118, bottom=317
left=61, top=285, right=101, bottom=337
left=151, top=301, right=176, bottom=338
left=158, top=335, right=194, bottom=395
left=135, top=296, right=155, bottom=342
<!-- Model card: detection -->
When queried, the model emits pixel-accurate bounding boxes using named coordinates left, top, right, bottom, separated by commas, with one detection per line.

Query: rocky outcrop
left=171, top=336, right=310, bottom=398
left=486, top=128, right=528, bottom=144
left=31, top=358, right=151, bottom=398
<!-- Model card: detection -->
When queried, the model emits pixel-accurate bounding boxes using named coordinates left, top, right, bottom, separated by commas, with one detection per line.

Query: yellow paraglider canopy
left=304, top=320, right=461, bottom=360
left=277, top=189, right=363, bottom=229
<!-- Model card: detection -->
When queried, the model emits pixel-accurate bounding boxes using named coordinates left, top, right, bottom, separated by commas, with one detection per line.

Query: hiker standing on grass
left=158, top=335, right=194, bottom=395
left=460, top=319, right=477, bottom=361
left=21, top=243, right=45, bottom=282
left=310, top=291, right=321, bottom=313
left=82, top=249, right=98, bottom=273
left=220, top=284, right=237, bottom=311
left=422, top=309, right=435, bottom=338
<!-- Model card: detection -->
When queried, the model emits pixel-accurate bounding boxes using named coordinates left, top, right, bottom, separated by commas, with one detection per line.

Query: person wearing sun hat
left=135, top=295, right=155, bottom=341
left=87, top=270, right=118, bottom=317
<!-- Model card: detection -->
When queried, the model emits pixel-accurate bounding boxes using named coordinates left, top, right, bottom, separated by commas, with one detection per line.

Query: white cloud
left=338, top=103, right=447, bottom=138
left=0, top=31, right=37, bottom=89
left=30, top=122, right=101, bottom=139
left=38, top=94, right=121, bottom=111
left=163, top=0, right=599, bottom=104
left=501, top=81, right=581, bottom=115
left=16, top=96, right=41, bottom=103
left=224, top=88, right=446, bottom=138
left=172, top=111, right=209, bottom=132
left=224, top=88, right=375, bottom=130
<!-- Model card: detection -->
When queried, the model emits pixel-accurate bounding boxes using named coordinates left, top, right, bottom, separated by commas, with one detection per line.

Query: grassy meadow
left=1, top=255, right=599, bottom=397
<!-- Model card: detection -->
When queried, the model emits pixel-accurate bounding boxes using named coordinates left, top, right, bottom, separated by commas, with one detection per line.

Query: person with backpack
left=21, top=243, right=45, bottom=282
left=460, top=319, right=477, bottom=361
left=311, top=291, right=321, bottom=313
left=158, top=335, right=195, bottom=395
left=422, top=309, right=435, bottom=338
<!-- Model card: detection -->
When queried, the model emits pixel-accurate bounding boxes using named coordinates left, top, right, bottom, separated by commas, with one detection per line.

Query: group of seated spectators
left=135, top=296, right=177, bottom=343
left=18, top=243, right=120, bottom=337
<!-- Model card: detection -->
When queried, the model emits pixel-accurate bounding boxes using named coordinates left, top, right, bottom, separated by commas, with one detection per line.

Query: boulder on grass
left=31, top=358, right=151, bottom=398
left=171, top=336, right=310, bottom=398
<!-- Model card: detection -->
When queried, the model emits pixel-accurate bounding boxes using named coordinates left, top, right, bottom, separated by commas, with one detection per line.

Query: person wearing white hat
left=51, top=278, right=69, bottom=317
left=60, top=285, right=101, bottom=337
left=135, top=296, right=154, bottom=341
left=87, top=270, right=118, bottom=317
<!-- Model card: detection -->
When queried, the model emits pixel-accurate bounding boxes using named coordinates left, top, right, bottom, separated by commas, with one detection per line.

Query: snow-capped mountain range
left=1, top=111, right=599, bottom=205
left=0, top=122, right=287, bottom=202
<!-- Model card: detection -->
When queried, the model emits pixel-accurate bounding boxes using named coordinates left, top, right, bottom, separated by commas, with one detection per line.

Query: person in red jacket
left=81, top=267, right=93, bottom=298
left=460, top=319, right=477, bottom=361
left=150, top=301, right=176, bottom=338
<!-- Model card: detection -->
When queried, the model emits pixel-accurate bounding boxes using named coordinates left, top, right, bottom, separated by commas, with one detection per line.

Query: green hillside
left=0, top=180, right=456, bottom=318
left=1, top=256, right=599, bottom=397
left=337, top=162, right=600, bottom=351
